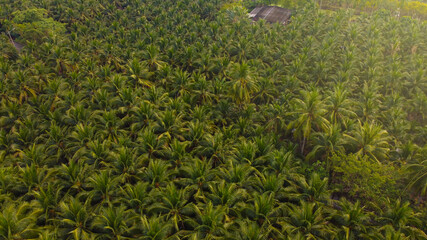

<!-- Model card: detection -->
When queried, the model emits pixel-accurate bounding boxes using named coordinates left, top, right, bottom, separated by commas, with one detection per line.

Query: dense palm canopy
left=0, top=0, right=426, bottom=239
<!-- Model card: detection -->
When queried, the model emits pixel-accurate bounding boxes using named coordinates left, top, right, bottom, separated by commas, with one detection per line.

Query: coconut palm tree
left=137, top=127, right=166, bottom=160
left=226, top=219, right=271, bottom=240
left=142, top=44, right=165, bottom=73
left=331, top=199, right=369, bottom=239
left=378, top=198, right=421, bottom=230
left=207, top=180, right=247, bottom=218
left=127, top=58, right=153, bottom=88
left=306, top=124, right=346, bottom=175
left=92, top=205, right=132, bottom=239
left=294, top=171, right=330, bottom=203
left=405, top=152, right=427, bottom=197
left=345, top=121, right=391, bottom=162
left=143, top=159, right=172, bottom=189
left=34, top=183, right=63, bottom=222
left=287, top=89, right=330, bottom=155
left=240, top=192, right=281, bottom=226
left=227, top=61, right=259, bottom=106
left=148, top=183, right=192, bottom=231
left=0, top=203, right=41, bottom=239
left=178, top=158, right=215, bottom=199
left=0, top=0, right=426, bottom=237
left=282, top=201, right=333, bottom=239
left=59, top=197, right=94, bottom=240
left=109, top=147, right=143, bottom=182
left=87, top=170, right=119, bottom=205
left=186, top=201, right=227, bottom=239
left=326, top=83, right=357, bottom=127
left=375, top=198, right=427, bottom=239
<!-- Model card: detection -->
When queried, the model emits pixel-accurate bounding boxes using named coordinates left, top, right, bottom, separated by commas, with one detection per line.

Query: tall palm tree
left=148, top=183, right=191, bottom=231
left=378, top=198, right=421, bottom=230
left=405, top=150, right=427, bottom=197
left=282, top=201, right=332, bottom=239
left=287, top=172, right=331, bottom=204
left=287, top=89, right=330, bottom=155
left=144, top=159, right=172, bottom=188
left=226, top=220, right=271, bottom=240
left=137, top=127, right=166, bottom=160
left=306, top=124, right=346, bottom=175
left=178, top=158, right=215, bottom=198
left=345, top=121, right=391, bottom=162
left=142, top=44, right=165, bottom=73
left=331, top=199, right=369, bottom=239
left=92, top=205, right=132, bottom=239
left=0, top=203, right=40, bottom=239
left=357, top=81, right=381, bottom=122
left=138, top=215, right=172, bottom=240
left=87, top=170, right=119, bottom=205
left=326, top=83, right=357, bottom=127
left=120, top=182, right=149, bottom=214
left=207, top=180, right=247, bottom=216
left=227, top=61, right=259, bottom=106
left=127, top=58, right=153, bottom=88
left=34, top=183, right=63, bottom=222
left=187, top=201, right=227, bottom=239
left=110, top=147, right=143, bottom=182
left=375, top=198, right=427, bottom=239
left=241, top=192, right=281, bottom=226
left=59, top=197, right=93, bottom=240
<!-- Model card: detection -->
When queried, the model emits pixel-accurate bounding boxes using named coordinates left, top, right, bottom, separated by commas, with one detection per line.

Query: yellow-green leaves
left=11, top=8, right=65, bottom=43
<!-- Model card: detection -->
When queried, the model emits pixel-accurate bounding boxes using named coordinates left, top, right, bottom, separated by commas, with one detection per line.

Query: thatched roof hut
left=249, top=6, right=292, bottom=25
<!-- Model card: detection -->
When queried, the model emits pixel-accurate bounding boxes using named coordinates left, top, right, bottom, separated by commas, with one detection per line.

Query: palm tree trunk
left=301, top=136, right=306, bottom=155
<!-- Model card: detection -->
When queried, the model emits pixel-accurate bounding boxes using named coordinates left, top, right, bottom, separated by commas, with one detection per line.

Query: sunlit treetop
left=11, top=8, right=65, bottom=43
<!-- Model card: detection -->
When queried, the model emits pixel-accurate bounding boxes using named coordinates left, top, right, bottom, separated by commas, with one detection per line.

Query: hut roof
left=249, top=6, right=292, bottom=25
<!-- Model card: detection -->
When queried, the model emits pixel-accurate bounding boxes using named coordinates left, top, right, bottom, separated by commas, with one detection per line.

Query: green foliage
left=0, top=36, right=18, bottom=60
left=11, top=8, right=65, bottom=43
left=322, top=0, right=427, bottom=19
left=0, top=203, right=40, bottom=239
left=345, top=121, right=391, bottom=162
left=332, top=153, right=403, bottom=204
left=0, top=0, right=426, bottom=238
left=404, top=145, right=427, bottom=197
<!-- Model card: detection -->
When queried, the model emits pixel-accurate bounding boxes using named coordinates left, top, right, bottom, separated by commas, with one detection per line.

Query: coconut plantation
left=0, top=0, right=426, bottom=239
